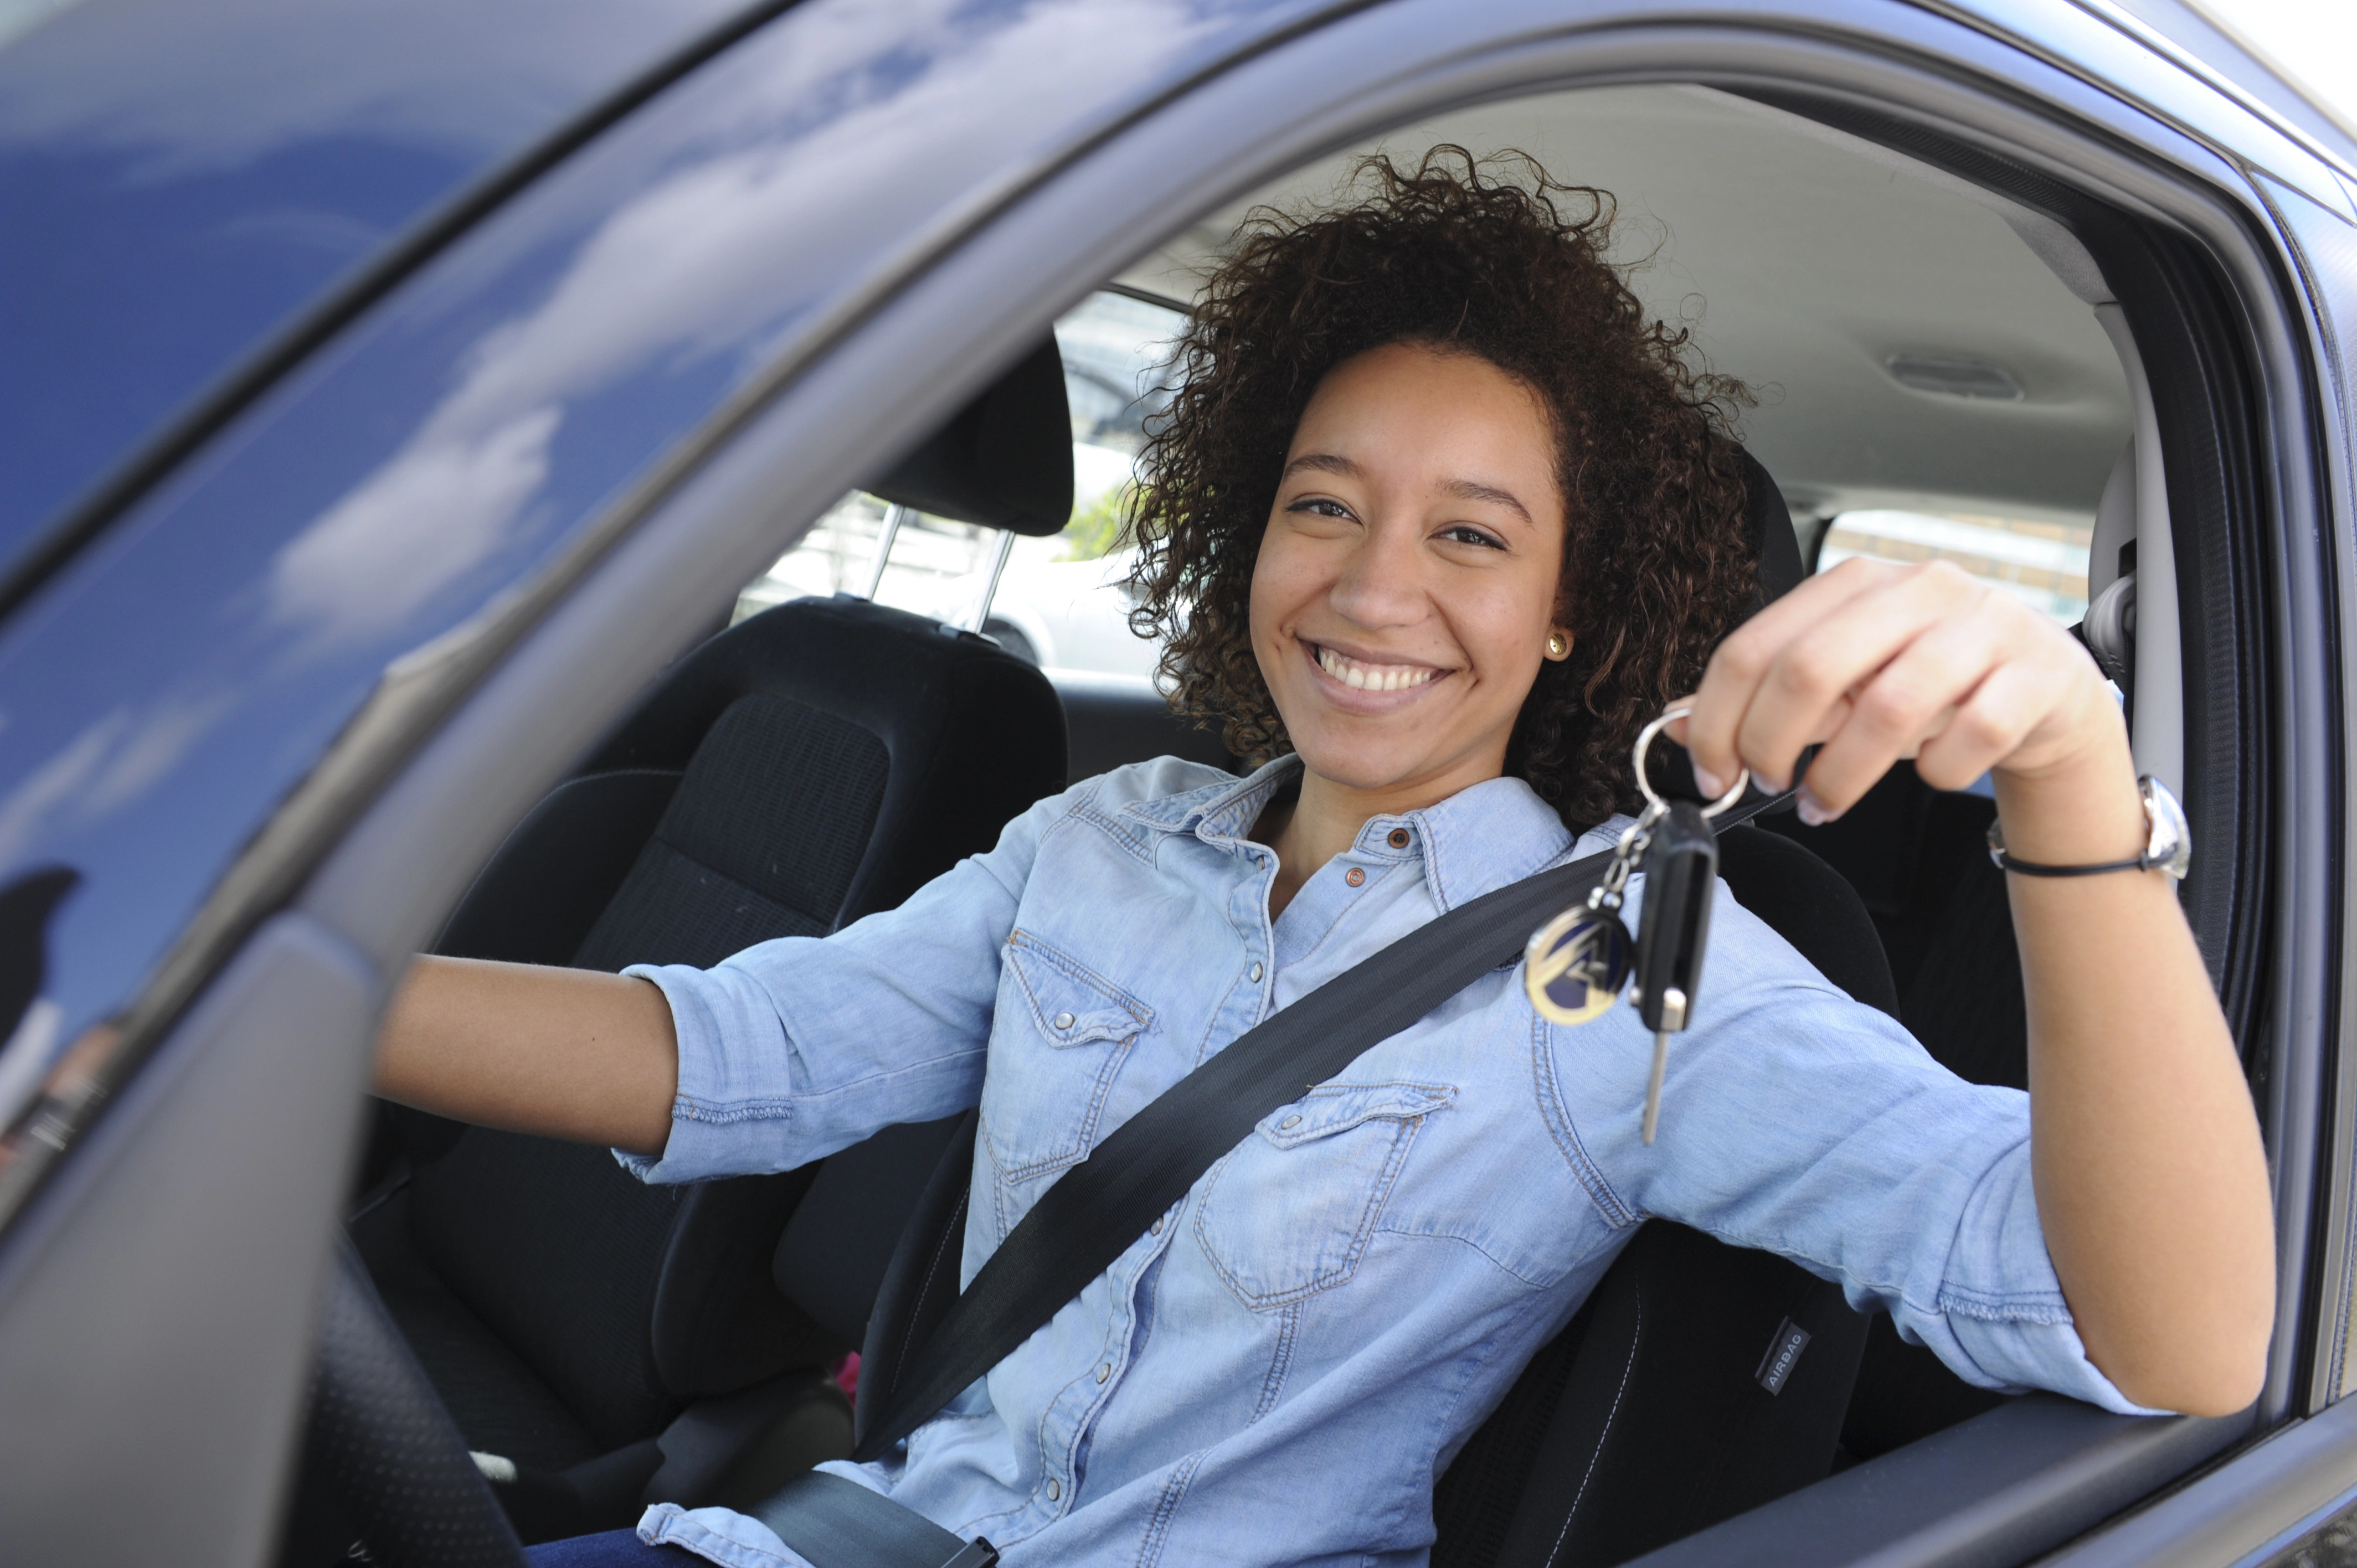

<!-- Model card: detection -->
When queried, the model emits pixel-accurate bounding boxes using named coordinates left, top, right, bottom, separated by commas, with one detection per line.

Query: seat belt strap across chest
left=850, top=790, right=1786, bottom=1464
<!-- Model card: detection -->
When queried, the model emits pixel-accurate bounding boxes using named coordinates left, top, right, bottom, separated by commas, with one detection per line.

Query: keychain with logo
left=1524, top=706, right=1747, bottom=1142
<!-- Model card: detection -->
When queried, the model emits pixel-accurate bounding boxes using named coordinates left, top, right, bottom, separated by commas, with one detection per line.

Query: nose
left=1327, top=515, right=1427, bottom=631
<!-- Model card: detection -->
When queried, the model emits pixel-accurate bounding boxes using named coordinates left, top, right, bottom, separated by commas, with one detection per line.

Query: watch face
left=2142, top=776, right=2193, bottom=880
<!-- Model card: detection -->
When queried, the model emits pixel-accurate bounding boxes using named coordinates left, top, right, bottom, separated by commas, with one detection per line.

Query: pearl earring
left=1546, top=630, right=1571, bottom=660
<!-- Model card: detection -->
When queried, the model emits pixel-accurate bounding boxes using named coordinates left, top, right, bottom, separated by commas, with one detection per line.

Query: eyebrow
left=1440, top=477, right=1534, bottom=525
left=1281, top=452, right=1361, bottom=480
left=1282, top=452, right=1537, bottom=527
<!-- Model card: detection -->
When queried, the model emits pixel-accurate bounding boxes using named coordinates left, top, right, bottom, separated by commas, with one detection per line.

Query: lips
left=1311, top=643, right=1445, bottom=693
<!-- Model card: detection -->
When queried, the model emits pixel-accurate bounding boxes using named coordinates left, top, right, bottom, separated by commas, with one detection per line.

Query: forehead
left=1289, top=345, right=1560, bottom=503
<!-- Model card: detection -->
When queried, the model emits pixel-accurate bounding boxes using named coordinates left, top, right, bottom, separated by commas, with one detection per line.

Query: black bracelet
left=1984, top=848, right=2149, bottom=878
left=1984, top=775, right=2191, bottom=881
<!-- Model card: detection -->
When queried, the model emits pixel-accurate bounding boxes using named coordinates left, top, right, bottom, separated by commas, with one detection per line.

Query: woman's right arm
left=373, top=773, right=1095, bottom=1168
left=374, top=956, right=681, bottom=1156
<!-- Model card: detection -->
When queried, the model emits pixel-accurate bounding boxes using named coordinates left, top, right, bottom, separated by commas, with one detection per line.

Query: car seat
left=348, top=338, right=1076, bottom=1544
left=848, top=450, right=1904, bottom=1568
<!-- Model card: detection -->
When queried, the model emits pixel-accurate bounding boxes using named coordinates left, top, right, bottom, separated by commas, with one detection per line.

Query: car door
left=0, top=0, right=2343, bottom=1564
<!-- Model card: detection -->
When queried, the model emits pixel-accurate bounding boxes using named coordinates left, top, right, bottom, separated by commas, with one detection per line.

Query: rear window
left=1816, top=509, right=2092, bottom=625
left=735, top=289, right=1186, bottom=676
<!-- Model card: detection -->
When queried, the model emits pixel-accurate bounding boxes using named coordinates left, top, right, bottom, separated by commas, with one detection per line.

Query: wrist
left=1990, top=729, right=2148, bottom=868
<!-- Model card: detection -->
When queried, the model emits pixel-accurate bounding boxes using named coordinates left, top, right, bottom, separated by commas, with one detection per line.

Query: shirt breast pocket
left=1193, top=1080, right=1457, bottom=1310
left=982, top=930, right=1155, bottom=1184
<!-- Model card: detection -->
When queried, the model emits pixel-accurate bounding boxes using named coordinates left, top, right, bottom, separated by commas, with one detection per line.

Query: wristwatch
left=1985, top=775, right=2191, bottom=880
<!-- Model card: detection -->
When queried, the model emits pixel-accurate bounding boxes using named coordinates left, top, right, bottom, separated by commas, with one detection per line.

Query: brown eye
left=1442, top=524, right=1505, bottom=550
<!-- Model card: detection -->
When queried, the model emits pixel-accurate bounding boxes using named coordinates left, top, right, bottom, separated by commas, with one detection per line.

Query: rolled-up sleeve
left=614, top=782, right=1076, bottom=1184
left=1542, top=881, right=2165, bottom=1416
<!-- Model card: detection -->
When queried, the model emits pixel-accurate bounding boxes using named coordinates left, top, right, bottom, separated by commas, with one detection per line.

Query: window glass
left=735, top=290, right=1188, bottom=676
left=1816, top=509, right=2093, bottom=625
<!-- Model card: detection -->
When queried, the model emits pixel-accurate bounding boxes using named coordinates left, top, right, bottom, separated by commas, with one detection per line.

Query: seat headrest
left=1736, top=446, right=1805, bottom=609
left=867, top=337, right=1074, bottom=537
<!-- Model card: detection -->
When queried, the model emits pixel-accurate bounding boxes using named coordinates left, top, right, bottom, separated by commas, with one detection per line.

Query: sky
left=2192, top=0, right=2357, bottom=140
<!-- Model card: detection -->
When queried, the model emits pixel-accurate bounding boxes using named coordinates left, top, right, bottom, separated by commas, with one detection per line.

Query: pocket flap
left=1005, top=931, right=1153, bottom=1046
left=1255, top=1081, right=1456, bottom=1148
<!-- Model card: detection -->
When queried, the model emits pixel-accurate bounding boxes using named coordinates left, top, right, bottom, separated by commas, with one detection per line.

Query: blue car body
left=1, top=0, right=2354, bottom=1562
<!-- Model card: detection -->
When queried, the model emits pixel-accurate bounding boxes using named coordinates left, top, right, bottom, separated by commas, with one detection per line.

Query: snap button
left=1280, top=1113, right=1303, bottom=1130
left=1388, top=827, right=1411, bottom=849
left=1249, top=961, right=1264, bottom=983
left=1047, top=1478, right=1062, bottom=1502
left=1096, top=1363, right=1111, bottom=1384
left=1345, top=868, right=1366, bottom=887
left=1052, top=1011, right=1075, bottom=1030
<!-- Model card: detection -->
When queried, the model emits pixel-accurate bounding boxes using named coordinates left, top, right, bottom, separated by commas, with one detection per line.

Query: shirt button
left=1052, top=1012, right=1075, bottom=1030
left=1346, top=868, right=1366, bottom=887
left=1047, top=1478, right=1062, bottom=1502
left=1280, top=1114, right=1303, bottom=1129
left=1388, top=828, right=1411, bottom=849
left=1151, top=1216, right=1164, bottom=1235
left=1096, top=1363, right=1112, bottom=1384
left=1249, top=961, right=1264, bottom=982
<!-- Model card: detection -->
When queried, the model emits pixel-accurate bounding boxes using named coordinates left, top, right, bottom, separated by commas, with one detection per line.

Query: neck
left=1253, top=752, right=1503, bottom=919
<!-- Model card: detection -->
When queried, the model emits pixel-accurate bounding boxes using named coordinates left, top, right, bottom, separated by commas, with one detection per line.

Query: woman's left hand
left=1675, top=555, right=2273, bottom=1419
left=1676, top=555, right=2123, bottom=823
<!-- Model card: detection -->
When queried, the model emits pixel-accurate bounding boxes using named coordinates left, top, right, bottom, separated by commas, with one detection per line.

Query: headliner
left=1118, top=85, right=2132, bottom=529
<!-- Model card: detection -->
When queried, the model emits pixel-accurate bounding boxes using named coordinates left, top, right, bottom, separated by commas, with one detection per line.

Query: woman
left=377, top=151, right=2273, bottom=1567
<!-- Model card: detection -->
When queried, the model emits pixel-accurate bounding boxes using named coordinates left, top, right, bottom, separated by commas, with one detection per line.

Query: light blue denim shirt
left=617, top=755, right=2150, bottom=1568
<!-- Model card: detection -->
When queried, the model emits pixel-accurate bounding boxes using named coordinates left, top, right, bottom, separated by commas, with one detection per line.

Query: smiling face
left=1249, top=340, right=1570, bottom=809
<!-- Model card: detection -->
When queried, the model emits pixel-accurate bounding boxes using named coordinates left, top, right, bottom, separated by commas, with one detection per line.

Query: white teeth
left=1316, top=646, right=1435, bottom=693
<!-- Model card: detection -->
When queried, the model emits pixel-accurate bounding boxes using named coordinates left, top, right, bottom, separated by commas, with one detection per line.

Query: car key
left=1525, top=705, right=1743, bottom=1143
left=1632, top=797, right=1719, bottom=1144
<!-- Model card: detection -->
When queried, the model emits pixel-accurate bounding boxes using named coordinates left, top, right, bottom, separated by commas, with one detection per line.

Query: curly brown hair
left=1126, top=147, right=1758, bottom=832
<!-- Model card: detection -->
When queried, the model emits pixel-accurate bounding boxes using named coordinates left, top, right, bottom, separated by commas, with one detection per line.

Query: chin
left=1288, top=735, right=1436, bottom=793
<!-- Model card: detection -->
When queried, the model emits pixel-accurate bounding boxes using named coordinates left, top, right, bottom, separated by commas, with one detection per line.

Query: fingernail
left=1795, top=787, right=1838, bottom=827
left=1692, top=765, right=1725, bottom=798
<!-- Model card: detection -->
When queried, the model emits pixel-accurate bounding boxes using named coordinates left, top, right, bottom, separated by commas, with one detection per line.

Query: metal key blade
left=1641, top=985, right=1684, bottom=1146
left=1643, top=1031, right=1669, bottom=1145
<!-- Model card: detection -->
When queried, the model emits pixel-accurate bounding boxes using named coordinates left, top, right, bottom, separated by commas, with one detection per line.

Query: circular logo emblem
left=1524, top=906, right=1632, bottom=1026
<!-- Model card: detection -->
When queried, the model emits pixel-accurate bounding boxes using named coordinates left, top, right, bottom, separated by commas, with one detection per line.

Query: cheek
left=1248, top=529, right=1312, bottom=653
left=1460, top=574, right=1558, bottom=674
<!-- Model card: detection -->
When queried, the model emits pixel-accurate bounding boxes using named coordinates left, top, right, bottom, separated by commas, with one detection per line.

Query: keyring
left=1633, top=705, right=1749, bottom=818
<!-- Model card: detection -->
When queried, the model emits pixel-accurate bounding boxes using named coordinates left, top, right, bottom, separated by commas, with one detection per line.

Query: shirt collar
left=1121, top=753, right=1303, bottom=842
left=1398, top=774, right=1578, bottom=910
left=1121, top=757, right=1582, bottom=912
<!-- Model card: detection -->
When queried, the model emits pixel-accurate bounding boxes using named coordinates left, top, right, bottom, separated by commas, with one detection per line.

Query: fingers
left=1682, top=559, right=1888, bottom=789
left=1689, top=559, right=1978, bottom=795
left=1798, top=604, right=2013, bottom=812
left=1683, top=558, right=2089, bottom=818
left=1912, top=659, right=2050, bottom=791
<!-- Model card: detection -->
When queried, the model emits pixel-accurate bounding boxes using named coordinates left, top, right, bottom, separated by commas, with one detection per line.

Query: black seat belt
left=749, top=1471, right=1000, bottom=1568
left=855, top=788, right=1784, bottom=1462
left=755, top=790, right=1783, bottom=1568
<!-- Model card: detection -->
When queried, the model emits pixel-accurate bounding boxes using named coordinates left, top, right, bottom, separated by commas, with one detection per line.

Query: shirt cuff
left=609, top=960, right=791, bottom=1185
left=640, top=1503, right=815, bottom=1568
left=1937, top=1301, right=2171, bottom=1415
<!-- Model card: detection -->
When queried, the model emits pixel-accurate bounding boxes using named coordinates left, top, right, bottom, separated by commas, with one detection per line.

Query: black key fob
left=1634, top=798, right=1717, bottom=1034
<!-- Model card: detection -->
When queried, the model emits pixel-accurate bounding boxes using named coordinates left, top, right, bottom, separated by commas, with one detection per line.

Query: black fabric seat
left=353, top=339, right=1078, bottom=1544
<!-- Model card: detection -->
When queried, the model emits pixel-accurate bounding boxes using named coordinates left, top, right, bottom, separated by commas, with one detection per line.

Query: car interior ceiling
left=316, top=79, right=2227, bottom=1567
